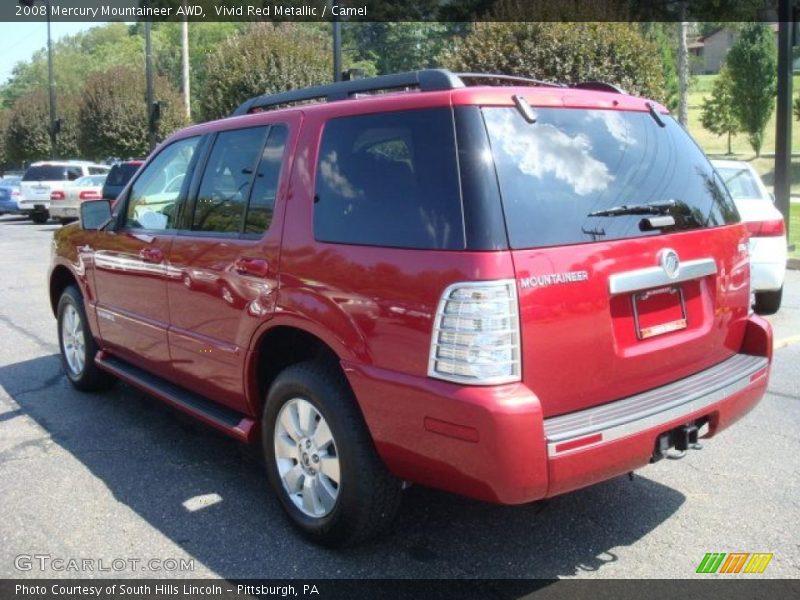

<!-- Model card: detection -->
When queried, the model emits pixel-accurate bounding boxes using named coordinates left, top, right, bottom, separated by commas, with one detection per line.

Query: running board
left=95, top=352, right=256, bottom=443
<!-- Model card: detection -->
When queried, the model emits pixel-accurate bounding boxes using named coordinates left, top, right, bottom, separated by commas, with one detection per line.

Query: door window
left=191, top=126, right=268, bottom=235
left=124, top=137, right=199, bottom=230
left=244, top=125, right=288, bottom=237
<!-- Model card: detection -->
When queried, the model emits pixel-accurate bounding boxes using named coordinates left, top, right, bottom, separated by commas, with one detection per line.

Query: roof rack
left=570, top=81, right=626, bottom=94
left=231, top=69, right=464, bottom=116
left=231, top=69, right=576, bottom=116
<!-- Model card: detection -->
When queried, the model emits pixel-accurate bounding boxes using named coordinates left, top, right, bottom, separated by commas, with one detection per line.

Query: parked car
left=49, top=70, right=772, bottom=547
left=19, top=161, right=110, bottom=223
left=102, top=160, right=144, bottom=200
left=49, top=174, right=108, bottom=225
left=0, top=176, right=22, bottom=215
left=711, top=159, right=787, bottom=314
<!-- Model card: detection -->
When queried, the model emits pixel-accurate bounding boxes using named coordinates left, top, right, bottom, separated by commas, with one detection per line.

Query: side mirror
left=80, top=199, right=113, bottom=231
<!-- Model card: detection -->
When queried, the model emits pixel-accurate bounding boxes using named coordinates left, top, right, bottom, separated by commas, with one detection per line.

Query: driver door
left=91, top=136, right=202, bottom=377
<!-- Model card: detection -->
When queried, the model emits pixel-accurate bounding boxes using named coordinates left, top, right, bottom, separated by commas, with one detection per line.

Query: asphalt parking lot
left=0, top=214, right=798, bottom=580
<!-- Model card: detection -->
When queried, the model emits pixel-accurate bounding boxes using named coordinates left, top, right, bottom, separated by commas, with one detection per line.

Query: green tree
left=0, top=110, right=9, bottom=169
left=198, top=23, right=331, bottom=122
left=642, top=23, right=679, bottom=112
left=726, top=23, right=777, bottom=156
left=6, top=90, right=80, bottom=163
left=77, top=66, right=186, bottom=160
left=701, top=66, right=739, bottom=155
left=439, top=22, right=666, bottom=102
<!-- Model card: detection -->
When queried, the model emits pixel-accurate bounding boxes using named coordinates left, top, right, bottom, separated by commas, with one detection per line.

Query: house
left=689, top=24, right=786, bottom=75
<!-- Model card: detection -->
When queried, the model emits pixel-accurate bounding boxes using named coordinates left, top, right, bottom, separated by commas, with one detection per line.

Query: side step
left=95, top=352, right=256, bottom=443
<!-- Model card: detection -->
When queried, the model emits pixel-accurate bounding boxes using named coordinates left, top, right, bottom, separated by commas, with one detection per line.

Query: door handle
left=234, top=257, right=269, bottom=278
left=138, top=247, right=164, bottom=263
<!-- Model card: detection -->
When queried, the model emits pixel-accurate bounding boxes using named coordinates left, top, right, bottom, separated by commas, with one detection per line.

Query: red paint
left=47, top=81, right=771, bottom=507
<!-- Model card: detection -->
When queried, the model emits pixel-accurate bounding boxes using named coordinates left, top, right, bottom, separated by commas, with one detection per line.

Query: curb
left=788, top=257, right=800, bottom=271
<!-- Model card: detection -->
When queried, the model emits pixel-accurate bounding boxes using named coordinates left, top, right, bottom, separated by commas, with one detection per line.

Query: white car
left=49, top=174, right=108, bottom=224
left=712, top=159, right=787, bottom=314
left=19, top=161, right=110, bottom=223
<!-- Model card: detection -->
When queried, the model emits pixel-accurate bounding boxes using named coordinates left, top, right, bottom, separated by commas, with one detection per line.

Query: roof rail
left=570, top=81, right=627, bottom=94
left=455, top=72, right=564, bottom=88
left=231, top=69, right=465, bottom=116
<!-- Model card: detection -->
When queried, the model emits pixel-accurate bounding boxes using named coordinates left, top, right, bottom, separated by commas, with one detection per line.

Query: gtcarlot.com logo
left=14, top=554, right=195, bottom=573
left=696, top=552, right=773, bottom=574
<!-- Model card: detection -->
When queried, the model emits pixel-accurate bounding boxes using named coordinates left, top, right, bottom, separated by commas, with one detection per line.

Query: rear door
left=91, top=136, right=202, bottom=377
left=166, top=116, right=296, bottom=411
left=481, top=105, right=748, bottom=417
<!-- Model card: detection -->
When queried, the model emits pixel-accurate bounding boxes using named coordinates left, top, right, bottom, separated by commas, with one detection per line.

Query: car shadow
left=0, top=354, right=685, bottom=582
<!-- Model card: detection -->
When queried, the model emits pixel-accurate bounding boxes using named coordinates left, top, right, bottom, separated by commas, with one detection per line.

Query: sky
left=0, top=22, right=96, bottom=85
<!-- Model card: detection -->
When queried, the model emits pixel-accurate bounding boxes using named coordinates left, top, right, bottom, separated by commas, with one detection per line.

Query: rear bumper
left=750, top=236, right=787, bottom=292
left=345, top=316, right=772, bottom=504
left=49, top=205, right=78, bottom=219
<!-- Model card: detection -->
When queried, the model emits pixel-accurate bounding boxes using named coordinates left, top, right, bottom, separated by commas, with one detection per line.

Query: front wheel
left=57, top=286, right=116, bottom=392
left=754, top=287, right=783, bottom=316
left=262, top=361, right=402, bottom=547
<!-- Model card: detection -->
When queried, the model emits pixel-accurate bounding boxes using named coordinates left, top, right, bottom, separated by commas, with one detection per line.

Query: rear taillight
left=50, top=191, right=65, bottom=201
left=428, top=280, right=521, bottom=385
left=79, top=190, right=101, bottom=201
left=746, top=218, right=785, bottom=237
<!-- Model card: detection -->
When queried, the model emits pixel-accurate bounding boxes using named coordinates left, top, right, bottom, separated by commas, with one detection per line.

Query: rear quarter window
left=483, top=107, right=738, bottom=249
left=313, top=108, right=465, bottom=250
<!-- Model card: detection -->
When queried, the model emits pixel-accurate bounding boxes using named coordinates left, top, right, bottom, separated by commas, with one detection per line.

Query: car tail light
left=79, top=190, right=101, bottom=201
left=50, top=191, right=65, bottom=201
left=428, top=280, right=521, bottom=385
left=746, top=218, right=785, bottom=237
left=11, top=191, right=20, bottom=198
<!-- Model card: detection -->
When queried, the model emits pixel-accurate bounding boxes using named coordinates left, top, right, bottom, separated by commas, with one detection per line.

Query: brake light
left=428, top=280, right=521, bottom=385
left=50, top=191, right=65, bottom=201
left=746, top=218, right=785, bottom=237
left=79, top=190, right=101, bottom=201
left=11, top=191, right=19, bottom=197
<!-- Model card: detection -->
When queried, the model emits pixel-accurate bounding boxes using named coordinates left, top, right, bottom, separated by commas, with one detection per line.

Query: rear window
left=483, top=107, right=738, bottom=249
left=23, top=165, right=70, bottom=182
left=715, top=166, right=765, bottom=200
left=313, top=108, right=465, bottom=250
left=105, top=164, right=140, bottom=187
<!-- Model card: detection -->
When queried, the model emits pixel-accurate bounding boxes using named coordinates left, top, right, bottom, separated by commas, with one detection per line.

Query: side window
left=125, top=136, right=199, bottom=230
left=313, top=108, right=465, bottom=250
left=66, top=168, right=82, bottom=181
left=191, top=126, right=268, bottom=234
left=88, top=166, right=108, bottom=175
left=245, top=125, right=288, bottom=236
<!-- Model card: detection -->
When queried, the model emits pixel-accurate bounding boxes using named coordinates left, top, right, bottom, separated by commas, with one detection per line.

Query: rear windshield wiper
left=587, top=200, right=677, bottom=218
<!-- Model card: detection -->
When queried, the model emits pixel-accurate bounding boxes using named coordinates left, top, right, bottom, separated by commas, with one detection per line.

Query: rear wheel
left=755, top=287, right=783, bottom=316
left=262, top=361, right=402, bottom=547
left=31, top=211, right=48, bottom=224
left=57, top=286, right=116, bottom=392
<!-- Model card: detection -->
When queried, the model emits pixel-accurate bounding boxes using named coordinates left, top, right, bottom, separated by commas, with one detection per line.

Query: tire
left=754, top=287, right=783, bottom=316
left=31, top=211, right=48, bottom=224
left=57, top=286, right=116, bottom=392
left=262, top=361, right=402, bottom=547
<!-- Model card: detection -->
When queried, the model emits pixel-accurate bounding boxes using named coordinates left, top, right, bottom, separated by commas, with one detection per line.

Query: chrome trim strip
left=608, top=258, right=717, bottom=295
left=544, top=353, right=768, bottom=455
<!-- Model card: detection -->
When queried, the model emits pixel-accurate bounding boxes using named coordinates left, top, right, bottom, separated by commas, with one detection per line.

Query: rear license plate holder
left=632, top=285, right=687, bottom=340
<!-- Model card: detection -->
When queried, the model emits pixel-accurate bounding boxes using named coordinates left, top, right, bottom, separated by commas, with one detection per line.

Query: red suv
left=49, top=70, right=772, bottom=546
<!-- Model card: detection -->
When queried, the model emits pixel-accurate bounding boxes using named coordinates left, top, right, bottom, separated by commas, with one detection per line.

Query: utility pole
left=144, top=18, right=156, bottom=152
left=775, top=0, right=794, bottom=243
left=677, top=16, right=689, bottom=127
left=181, top=3, right=191, bottom=119
left=330, top=0, right=342, bottom=82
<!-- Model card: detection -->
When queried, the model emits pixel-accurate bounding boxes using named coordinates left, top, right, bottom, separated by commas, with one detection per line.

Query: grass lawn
left=791, top=203, right=800, bottom=257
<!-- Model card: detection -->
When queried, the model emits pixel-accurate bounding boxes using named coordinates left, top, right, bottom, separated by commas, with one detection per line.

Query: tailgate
left=513, top=226, right=750, bottom=417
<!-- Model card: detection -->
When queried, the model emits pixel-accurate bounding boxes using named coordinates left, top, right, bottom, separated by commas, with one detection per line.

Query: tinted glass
left=88, top=166, right=109, bottom=175
left=192, top=126, right=267, bottom=234
left=314, top=108, right=465, bottom=249
left=483, top=107, right=738, bottom=249
left=715, top=166, right=765, bottom=200
left=106, top=164, right=140, bottom=187
left=125, top=137, right=199, bottom=230
left=66, top=167, right=82, bottom=181
left=245, top=125, right=287, bottom=236
left=23, top=166, right=68, bottom=181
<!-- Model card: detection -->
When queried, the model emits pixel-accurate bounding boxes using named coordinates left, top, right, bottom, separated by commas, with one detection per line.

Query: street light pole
left=144, top=18, right=156, bottom=152
left=329, top=0, right=342, bottom=82
left=775, top=1, right=794, bottom=244
left=45, top=0, right=56, bottom=159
